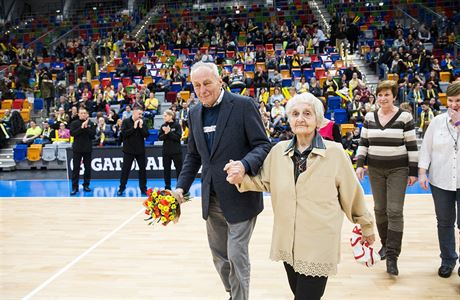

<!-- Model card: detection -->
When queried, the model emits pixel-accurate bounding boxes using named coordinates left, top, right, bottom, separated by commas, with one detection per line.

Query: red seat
left=122, top=77, right=132, bottom=87
left=12, top=99, right=24, bottom=110
left=165, top=91, right=177, bottom=103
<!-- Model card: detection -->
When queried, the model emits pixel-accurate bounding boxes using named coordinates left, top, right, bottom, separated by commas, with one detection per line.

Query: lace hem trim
left=273, top=250, right=336, bottom=277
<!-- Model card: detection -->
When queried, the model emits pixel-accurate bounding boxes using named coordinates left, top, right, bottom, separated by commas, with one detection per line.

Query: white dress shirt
left=419, top=113, right=460, bottom=191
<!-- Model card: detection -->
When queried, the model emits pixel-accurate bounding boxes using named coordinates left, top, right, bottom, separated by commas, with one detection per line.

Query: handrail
left=396, top=6, right=419, bottom=25
left=415, top=2, right=443, bottom=19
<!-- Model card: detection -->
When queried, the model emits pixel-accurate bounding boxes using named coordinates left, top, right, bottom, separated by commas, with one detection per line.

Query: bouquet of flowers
left=143, top=188, right=190, bottom=226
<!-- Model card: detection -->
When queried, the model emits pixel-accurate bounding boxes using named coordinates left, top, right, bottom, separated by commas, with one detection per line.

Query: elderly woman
left=419, top=81, right=460, bottom=278
left=226, top=93, right=375, bottom=300
left=356, top=80, right=418, bottom=276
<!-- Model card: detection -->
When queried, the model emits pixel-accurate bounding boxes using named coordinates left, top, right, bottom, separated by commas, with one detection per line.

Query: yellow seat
left=180, top=90, right=190, bottom=101
left=0, top=109, right=5, bottom=119
left=20, top=109, right=30, bottom=122
left=334, top=60, right=344, bottom=69
left=245, top=71, right=254, bottom=79
left=387, top=73, right=399, bottom=82
left=440, top=71, right=451, bottom=82
left=107, top=64, right=116, bottom=73
left=143, top=76, right=153, bottom=86
left=27, top=144, right=43, bottom=161
left=256, top=62, right=266, bottom=72
left=159, top=56, right=167, bottom=63
left=319, top=76, right=327, bottom=88
left=1, top=99, right=13, bottom=109
left=280, top=69, right=291, bottom=79
left=439, top=93, right=447, bottom=106
left=175, top=60, right=183, bottom=68
left=23, top=101, right=30, bottom=109
left=91, top=79, right=100, bottom=89
left=340, top=124, right=355, bottom=136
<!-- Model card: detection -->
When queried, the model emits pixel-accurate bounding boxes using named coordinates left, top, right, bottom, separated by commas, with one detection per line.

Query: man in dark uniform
left=118, top=105, right=149, bottom=196
left=69, top=107, right=96, bottom=195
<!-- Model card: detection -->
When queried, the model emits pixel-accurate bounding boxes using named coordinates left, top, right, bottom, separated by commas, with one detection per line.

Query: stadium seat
left=12, top=99, right=24, bottom=110
left=170, top=82, right=183, bottom=93
left=42, top=144, right=57, bottom=161
left=439, top=93, right=447, bottom=106
left=165, top=91, right=177, bottom=103
left=20, top=109, right=30, bottom=122
left=333, top=109, right=348, bottom=125
left=328, top=96, right=341, bottom=110
left=1, top=99, right=12, bottom=110
left=57, top=143, right=72, bottom=161
left=13, top=144, right=28, bottom=161
left=439, top=72, right=451, bottom=82
left=340, top=124, right=355, bottom=136
left=180, top=90, right=190, bottom=101
left=33, top=98, right=44, bottom=111
left=27, top=144, right=42, bottom=161
left=282, top=78, right=292, bottom=87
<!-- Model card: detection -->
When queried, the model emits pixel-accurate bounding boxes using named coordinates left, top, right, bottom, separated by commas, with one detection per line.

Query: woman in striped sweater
left=356, top=80, right=418, bottom=276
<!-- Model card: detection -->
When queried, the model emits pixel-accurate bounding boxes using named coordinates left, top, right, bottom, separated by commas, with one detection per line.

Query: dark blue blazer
left=177, top=91, right=271, bottom=223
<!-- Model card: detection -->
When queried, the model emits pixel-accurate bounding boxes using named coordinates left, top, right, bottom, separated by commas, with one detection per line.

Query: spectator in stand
left=323, top=74, right=339, bottom=98
left=418, top=25, right=431, bottom=44
left=296, top=77, right=309, bottom=94
left=40, top=121, right=53, bottom=145
left=269, top=87, right=285, bottom=106
left=309, top=77, right=322, bottom=97
left=418, top=81, right=460, bottom=279
left=122, top=105, right=133, bottom=120
left=56, top=122, right=71, bottom=142
left=21, top=120, right=42, bottom=145
left=144, top=92, right=159, bottom=123
left=111, top=118, right=123, bottom=146
left=419, top=101, right=434, bottom=137
left=78, top=77, right=92, bottom=95
left=94, top=117, right=114, bottom=146
left=270, top=70, right=283, bottom=87
left=41, top=74, right=54, bottom=114
left=408, top=82, right=425, bottom=111
left=271, top=100, right=286, bottom=129
left=356, top=80, right=418, bottom=276
left=254, top=67, right=268, bottom=88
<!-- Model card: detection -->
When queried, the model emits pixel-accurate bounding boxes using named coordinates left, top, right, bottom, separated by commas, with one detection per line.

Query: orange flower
left=147, top=188, right=153, bottom=196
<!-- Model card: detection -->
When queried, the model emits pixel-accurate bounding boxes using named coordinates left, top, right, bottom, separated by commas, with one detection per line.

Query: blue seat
left=282, top=78, right=292, bottom=87
left=333, top=109, right=348, bottom=125
left=303, top=69, right=314, bottom=80
left=327, top=96, right=341, bottom=110
left=33, top=98, right=44, bottom=110
left=170, top=82, right=182, bottom=93
left=13, top=144, right=28, bottom=161
left=312, top=61, right=322, bottom=69
left=244, top=64, right=255, bottom=72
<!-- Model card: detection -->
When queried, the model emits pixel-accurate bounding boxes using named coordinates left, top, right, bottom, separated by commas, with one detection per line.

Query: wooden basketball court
left=1, top=195, right=459, bottom=299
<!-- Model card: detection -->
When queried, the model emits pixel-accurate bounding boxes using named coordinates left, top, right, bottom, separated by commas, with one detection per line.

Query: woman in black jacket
left=158, top=110, right=183, bottom=190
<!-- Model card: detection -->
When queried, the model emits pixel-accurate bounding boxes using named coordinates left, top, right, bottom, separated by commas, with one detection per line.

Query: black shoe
left=386, top=258, right=399, bottom=276
left=140, top=189, right=147, bottom=196
left=438, top=265, right=454, bottom=278
left=117, top=188, right=125, bottom=196
left=70, top=189, right=78, bottom=196
left=378, top=246, right=386, bottom=260
left=83, top=186, right=91, bottom=192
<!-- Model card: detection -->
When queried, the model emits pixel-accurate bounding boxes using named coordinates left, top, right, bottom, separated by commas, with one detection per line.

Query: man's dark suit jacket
left=70, top=119, right=96, bottom=153
left=177, top=91, right=271, bottom=223
left=120, top=117, right=149, bottom=155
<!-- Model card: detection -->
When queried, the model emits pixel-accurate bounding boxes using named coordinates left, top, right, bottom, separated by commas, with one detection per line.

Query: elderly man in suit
left=174, top=62, right=271, bottom=300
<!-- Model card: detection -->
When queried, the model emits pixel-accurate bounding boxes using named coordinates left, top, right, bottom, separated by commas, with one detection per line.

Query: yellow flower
left=171, top=204, right=177, bottom=209
left=169, top=216, right=175, bottom=220
left=158, top=204, right=163, bottom=210
left=163, top=206, right=169, bottom=212
left=161, top=217, right=167, bottom=223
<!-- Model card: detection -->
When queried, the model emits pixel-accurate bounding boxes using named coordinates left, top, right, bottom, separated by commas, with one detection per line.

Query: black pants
left=284, top=262, right=328, bottom=300
left=72, top=151, right=92, bottom=190
left=163, top=152, right=183, bottom=189
left=120, top=152, right=147, bottom=190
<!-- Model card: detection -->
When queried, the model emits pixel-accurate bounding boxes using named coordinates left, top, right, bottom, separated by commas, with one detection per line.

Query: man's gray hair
left=285, top=92, right=324, bottom=125
left=190, top=61, right=220, bottom=79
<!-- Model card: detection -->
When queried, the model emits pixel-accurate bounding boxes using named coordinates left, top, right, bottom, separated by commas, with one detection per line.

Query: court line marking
left=22, top=207, right=144, bottom=300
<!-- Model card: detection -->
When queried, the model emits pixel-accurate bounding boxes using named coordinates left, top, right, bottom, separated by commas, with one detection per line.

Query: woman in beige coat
left=225, top=93, right=375, bottom=300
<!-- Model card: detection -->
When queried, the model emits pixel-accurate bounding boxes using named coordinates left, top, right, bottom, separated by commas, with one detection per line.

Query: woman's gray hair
left=190, top=61, right=220, bottom=79
left=285, top=92, right=324, bottom=125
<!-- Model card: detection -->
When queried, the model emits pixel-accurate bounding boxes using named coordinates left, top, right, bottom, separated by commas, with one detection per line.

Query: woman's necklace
left=446, top=117, right=459, bottom=151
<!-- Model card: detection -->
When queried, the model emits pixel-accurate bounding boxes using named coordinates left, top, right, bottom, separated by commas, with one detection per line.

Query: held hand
left=172, top=188, right=185, bottom=204
left=361, top=234, right=375, bottom=246
left=356, top=167, right=365, bottom=181
left=138, top=119, right=143, bottom=128
left=418, top=173, right=429, bottom=190
left=449, top=108, right=460, bottom=128
left=163, top=125, right=170, bottom=134
left=407, top=176, right=417, bottom=186
left=224, top=160, right=245, bottom=185
left=134, top=119, right=139, bottom=129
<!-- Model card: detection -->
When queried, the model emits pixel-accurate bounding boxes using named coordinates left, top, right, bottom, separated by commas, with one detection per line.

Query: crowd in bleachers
left=0, top=2, right=459, bottom=165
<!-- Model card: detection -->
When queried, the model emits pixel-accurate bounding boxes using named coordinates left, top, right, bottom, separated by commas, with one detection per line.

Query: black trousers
left=120, top=152, right=147, bottom=190
left=72, top=151, right=92, bottom=190
left=163, top=152, right=183, bottom=189
left=284, top=262, right=328, bottom=300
